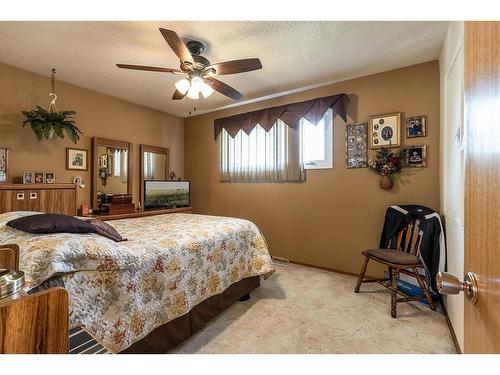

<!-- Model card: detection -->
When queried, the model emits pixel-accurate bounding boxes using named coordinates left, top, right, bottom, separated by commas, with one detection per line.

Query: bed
left=0, top=211, right=274, bottom=353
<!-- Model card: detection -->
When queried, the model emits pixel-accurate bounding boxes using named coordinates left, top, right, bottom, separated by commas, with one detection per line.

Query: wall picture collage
left=346, top=112, right=428, bottom=168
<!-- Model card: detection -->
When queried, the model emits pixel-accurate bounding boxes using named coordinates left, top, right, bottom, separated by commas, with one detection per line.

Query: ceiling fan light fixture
left=186, top=86, right=200, bottom=100
left=200, top=82, right=214, bottom=98
left=175, top=78, right=190, bottom=95
left=184, top=77, right=214, bottom=99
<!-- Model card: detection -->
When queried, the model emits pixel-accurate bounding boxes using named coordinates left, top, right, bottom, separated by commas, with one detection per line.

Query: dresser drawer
left=11, top=190, right=40, bottom=212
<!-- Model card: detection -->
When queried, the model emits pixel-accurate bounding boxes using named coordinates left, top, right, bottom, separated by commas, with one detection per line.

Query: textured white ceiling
left=0, top=21, right=448, bottom=117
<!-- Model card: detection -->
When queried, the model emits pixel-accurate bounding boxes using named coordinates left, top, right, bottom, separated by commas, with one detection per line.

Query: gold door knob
left=436, top=271, right=478, bottom=304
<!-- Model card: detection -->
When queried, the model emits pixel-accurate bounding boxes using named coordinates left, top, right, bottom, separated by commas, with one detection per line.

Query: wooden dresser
left=0, top=183, right=77, bottom=216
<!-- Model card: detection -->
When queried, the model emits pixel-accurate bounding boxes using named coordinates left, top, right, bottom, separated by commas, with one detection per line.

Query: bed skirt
left=120, top=275, right=260, bottom=353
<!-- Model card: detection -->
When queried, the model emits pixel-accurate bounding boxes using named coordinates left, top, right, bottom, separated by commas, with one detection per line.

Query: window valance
left=214, top=93, right=348, bottom=139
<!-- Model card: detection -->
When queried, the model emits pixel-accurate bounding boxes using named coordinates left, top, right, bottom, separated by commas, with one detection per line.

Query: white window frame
left=302, top=109, right=333, bottom=170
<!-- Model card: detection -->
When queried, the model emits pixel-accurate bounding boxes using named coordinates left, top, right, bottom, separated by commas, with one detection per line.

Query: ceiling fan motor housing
left=186, top=40, right=211, bottom=70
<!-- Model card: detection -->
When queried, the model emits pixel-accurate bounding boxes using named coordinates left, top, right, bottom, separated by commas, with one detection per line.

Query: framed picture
left=34, top=172, right=44, bottom=184
left=345, top=123, right=368, bottom=168
left=23, top=171, right=34, bottom=184
left=0, top=147, right=9, bottom=183
left=45, top=172, right=56, bottom=184
left=368, top=112, right=401, bottom=149
left=107, top=154, right=114, bottom=173
left=66, top=147, right=88, bottom=171
left=406, top=115, right=427, bottom=138
left=101, top=154, right=108, bottom=168
left=406, top=145, right=427, bottom=168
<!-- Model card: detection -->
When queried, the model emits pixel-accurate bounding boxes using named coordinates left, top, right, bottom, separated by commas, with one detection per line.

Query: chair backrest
left=392, top=219, right=424, bottom=257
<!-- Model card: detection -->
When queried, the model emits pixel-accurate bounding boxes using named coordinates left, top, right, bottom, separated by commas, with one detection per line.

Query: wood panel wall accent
left=91, top=137, right=133, bottom=209
left=0, top=183, right=77, bottom=215
left=139, top=144, right=170, bottom=206
left=0, top=287, right=69, bottom=354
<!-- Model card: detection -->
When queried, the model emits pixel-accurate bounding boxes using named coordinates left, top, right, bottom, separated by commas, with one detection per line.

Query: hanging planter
left=379, top=174, right=394, bottom=190
left=21, top=68, right=82, bottom=143
left=368, top=147, right=405, bottom=190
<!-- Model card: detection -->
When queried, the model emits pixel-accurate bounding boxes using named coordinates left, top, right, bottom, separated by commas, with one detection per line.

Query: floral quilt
left=0, top=211, right=274, bottom=352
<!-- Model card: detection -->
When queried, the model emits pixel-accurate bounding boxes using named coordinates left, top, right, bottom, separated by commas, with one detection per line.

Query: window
left=219, top=120, right=304, bottom=182
left=301, top=108, right=333, bottom=169
left=218, top=108, right=334, bottom=181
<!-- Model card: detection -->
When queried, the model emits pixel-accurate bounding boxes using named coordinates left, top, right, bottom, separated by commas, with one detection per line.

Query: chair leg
left=390, top=267, right=398, bottom=318
left=354, top=256, right=370, bottom=293
left=412, top=267, right=437, bottom=311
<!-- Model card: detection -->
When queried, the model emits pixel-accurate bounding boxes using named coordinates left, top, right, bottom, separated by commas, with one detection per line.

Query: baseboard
left=288, top=260, right=377, bottom=279
left=439, top=296, right=462, bottom=354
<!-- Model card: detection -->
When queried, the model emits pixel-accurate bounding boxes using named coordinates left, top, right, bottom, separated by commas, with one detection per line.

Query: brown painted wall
left=184, top=61, right=440, bottom=276
left=0, top=62, right=184, bottom=207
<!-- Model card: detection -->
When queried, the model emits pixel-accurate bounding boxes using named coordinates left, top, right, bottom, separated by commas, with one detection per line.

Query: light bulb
left=190, top=77, right=203, bottom=92
left=200, top=81, right=214, bottom=98
left=175, top=78, right=190, bottom=95
left=186, top=86, right=199, bottom=100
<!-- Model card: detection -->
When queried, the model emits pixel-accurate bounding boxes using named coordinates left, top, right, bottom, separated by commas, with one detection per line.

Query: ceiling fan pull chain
left=48, top=68, right=58, bottom=112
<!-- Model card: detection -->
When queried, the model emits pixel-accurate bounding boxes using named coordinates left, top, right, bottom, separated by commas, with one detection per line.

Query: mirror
left=140, top=145, right=169, bottom=207
left=91, top=137, right=132, bottom=209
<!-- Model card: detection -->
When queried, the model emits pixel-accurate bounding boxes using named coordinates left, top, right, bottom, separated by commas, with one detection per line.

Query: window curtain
left=120, top=150, right=128, bottom=183
left=113, top=150, right=121, bottom=177
left=218, top=120, right=304, bottom=182
left=144, top=152, right=154, bottom=180
left=214, top=93, right=348, bottom=139
left=112, top=149, right=128, bottom=183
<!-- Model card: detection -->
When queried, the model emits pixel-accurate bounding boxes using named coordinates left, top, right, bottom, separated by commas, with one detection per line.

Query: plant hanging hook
left=48, top=68, right=58, bottom=112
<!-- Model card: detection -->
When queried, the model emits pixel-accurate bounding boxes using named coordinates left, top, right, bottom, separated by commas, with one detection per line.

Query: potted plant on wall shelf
left=21, top=68, right=82, bottom=143
left=368, top=147, right=405, bottom=189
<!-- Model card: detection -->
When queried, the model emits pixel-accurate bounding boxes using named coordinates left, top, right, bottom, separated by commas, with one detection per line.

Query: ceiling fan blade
left=116, top=64, right=182, bottom=74
left=159, top=28, right=194, bottom=65
left=204, top=77, right=243, bottom=100
left=207, top=58, right=262, bottom=75
left=172, top=89, right=186, bottom=100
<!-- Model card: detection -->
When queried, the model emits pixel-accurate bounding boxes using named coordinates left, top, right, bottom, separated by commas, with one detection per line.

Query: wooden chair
left=354, top=220, right=436, bottom=318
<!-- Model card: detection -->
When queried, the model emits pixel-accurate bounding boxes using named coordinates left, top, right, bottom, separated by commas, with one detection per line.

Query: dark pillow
left=7, top=214, right=96, bottom=234
left=6, top=214, right=126, bottom=242
left=85, top=219, right=126, bottom=242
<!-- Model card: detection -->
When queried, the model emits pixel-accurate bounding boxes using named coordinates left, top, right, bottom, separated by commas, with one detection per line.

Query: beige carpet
left=173, top=263, right=456, bottom=354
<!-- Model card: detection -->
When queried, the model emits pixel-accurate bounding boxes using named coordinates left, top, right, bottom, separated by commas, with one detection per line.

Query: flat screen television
left=144, top=180, right=190, bottom=209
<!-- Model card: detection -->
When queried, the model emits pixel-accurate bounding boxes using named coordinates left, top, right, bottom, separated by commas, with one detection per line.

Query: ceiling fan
left=116, top=28, right=262, bottom=101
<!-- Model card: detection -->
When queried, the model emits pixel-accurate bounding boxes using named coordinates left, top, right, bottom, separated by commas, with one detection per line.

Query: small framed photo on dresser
left=34, top=172, right=44, bottom=184
left=368, top=112, right=401, bottom=149
left=45, top=172, right=56, bottom=184
left=66, top=147, right=88, bottom=171
left=23, top=171, right=34, bottom=184
left=0, top=147, right=9, bottom=183
left=406, top=115, right=427, bottom=138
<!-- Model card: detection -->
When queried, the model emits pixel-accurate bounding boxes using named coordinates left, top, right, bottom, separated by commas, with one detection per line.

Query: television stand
left=83, top=206, right=193, bottom=221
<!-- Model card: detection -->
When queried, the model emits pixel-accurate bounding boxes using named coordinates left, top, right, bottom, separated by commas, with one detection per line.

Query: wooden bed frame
left=0, top=243, right=259, bottom=354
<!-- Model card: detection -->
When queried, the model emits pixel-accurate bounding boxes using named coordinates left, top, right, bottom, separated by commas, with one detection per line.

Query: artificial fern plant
left=21, top=68, right=82, bottom=144
left=22, top=106, right=81, bottom=143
